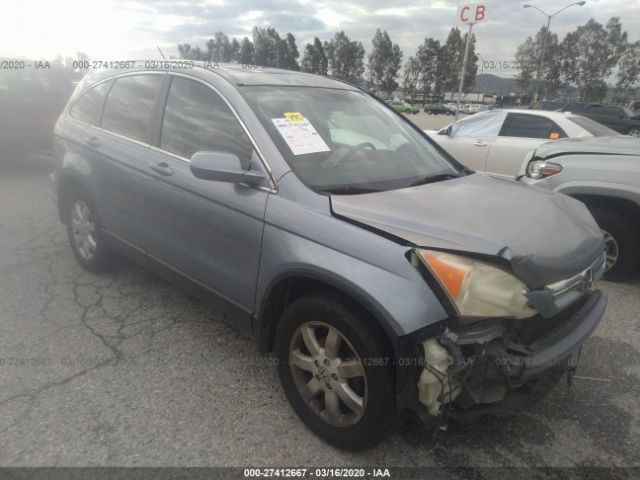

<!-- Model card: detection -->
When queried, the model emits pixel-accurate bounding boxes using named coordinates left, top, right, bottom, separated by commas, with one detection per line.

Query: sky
left=2, top=0, right=639, bottom=77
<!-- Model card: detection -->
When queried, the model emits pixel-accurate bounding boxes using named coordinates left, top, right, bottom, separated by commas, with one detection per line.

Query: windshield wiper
left=318, top=185, right=380, bottom=195
left=408, top=173, right=461, bottom=187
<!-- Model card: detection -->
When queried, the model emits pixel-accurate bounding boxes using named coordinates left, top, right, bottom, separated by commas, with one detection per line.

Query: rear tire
left=589, top=205, right=640, bottom=281
left=65, top=188, right=117, bottom=273
left=275, top=293, right=397, bottom=450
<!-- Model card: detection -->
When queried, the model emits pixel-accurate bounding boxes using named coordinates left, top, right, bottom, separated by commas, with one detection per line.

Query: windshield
left=241, top=86, right=462, bottom=193
left=568, top=116, right=620, bottom=137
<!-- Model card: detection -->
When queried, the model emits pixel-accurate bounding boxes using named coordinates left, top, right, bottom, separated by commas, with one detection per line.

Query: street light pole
left=455, top=22, right=473, bottom=121
left=523, top=1, right=586, bottom=104
left=477, top=52, right=485, bottom=78
left=533, top=15, right=551, bottom=104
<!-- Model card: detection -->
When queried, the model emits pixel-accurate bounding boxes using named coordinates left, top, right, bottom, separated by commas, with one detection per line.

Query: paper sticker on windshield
left=272, top=116, right=330, bottom=155
left=284, top=112, right=305, bottom=123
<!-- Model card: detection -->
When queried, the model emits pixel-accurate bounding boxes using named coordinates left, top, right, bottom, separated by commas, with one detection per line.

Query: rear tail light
left=527, top=160, right=563, bottom=179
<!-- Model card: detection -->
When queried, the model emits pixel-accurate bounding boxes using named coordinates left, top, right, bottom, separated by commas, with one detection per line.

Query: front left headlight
left=417, top=249, right=536, bottom=320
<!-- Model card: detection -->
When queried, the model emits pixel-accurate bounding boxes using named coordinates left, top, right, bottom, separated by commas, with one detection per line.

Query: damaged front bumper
left=416, top=289, right=607, bottom=420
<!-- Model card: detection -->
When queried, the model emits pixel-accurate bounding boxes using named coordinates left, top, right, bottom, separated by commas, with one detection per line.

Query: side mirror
left=439, top=125, right=453, bottom=136
left=190, top=151, right=267, bottom=187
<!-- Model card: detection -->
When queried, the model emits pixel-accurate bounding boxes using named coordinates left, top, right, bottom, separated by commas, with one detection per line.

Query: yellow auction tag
left=284, top=112, right=305, bottom=122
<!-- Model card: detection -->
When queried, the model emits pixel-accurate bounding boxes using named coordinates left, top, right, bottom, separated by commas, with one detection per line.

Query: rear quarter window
left=604, top=106, right=623, bottom=117
left=569, top=116, right=619, bottom=136
left=70, top=81, right=112, bottom=125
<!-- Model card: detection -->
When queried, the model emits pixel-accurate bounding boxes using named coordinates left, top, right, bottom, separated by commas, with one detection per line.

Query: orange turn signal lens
left=418, top=251, right=469, bottom=300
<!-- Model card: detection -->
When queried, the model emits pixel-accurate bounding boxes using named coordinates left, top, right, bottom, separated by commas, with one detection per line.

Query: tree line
left=515, top=16, right=639, bottom=102
left=177, top=26, right=477, bottom=98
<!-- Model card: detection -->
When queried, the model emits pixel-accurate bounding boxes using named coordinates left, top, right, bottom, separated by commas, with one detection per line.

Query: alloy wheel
left=603, top=230, right=619, bottom=271
left=70, top=200, right=97, bottom=260
left=289, top=321, right=367, bottom=427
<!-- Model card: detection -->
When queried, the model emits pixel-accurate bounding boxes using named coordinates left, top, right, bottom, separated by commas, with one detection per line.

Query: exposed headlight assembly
left=417, top=250, right=536, bottom=320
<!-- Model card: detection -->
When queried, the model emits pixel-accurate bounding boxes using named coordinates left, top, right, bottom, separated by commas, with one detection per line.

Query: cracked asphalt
left=0, top=156, right=639, bottom=470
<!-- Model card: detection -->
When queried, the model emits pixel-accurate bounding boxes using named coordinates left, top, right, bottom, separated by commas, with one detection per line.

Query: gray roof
left=209, top=63, right=358, bottom=90
left=535, top=136, right=640, bottom=159
left=79, top=61, right=358, bottom=92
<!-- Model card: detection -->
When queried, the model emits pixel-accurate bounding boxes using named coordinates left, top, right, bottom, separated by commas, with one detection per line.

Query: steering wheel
left=338, top=142, right=377, bottom=166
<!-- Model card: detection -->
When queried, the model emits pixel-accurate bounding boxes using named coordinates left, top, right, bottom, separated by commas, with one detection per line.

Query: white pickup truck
left=520, top=136, right=640, bottom=280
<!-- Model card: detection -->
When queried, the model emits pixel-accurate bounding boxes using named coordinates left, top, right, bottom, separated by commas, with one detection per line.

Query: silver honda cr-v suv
left=52, top=62, right=607, bottom=450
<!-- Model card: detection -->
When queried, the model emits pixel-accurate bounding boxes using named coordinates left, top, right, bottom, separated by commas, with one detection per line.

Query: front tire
left=589, top=205, right=640, bottom=280
left=65, top=188, right=117, bottom=273
left=275, top=294, right=397, bottom=450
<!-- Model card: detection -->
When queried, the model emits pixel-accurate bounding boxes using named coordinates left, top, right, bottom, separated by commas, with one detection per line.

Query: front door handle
left=149, top=162, right=173, bottom=176
left=85, top=136, right=101, bottom=148
left=473, top=139, right=487, bottom=146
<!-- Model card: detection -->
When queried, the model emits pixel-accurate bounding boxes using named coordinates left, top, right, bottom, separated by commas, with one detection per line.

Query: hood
left=534, top=136, right=640, bottom=159
left=330, top=173, right=604, bottom=288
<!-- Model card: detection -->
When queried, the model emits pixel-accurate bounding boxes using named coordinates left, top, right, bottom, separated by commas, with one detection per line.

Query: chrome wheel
left=289, top=322, right=367, bottom=427
left=70, top=200, right=97, bottom=260
left=603, top=230, right=619, bottom=271
left=628, top=129, right=640, bottom=138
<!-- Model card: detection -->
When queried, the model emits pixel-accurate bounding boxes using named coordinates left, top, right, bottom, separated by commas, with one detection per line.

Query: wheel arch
left=569, top=193, right=640, bottom=226
left=256, top=271, right=400, bottom=358
left=56, top=172, right=91, bottom=224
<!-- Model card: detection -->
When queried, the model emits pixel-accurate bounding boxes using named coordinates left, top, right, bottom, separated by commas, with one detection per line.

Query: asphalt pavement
left=0, top=150, right=639, bottom=470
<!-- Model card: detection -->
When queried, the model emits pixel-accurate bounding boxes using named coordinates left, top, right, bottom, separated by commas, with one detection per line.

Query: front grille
left=545, top=252, right=606, bottom=298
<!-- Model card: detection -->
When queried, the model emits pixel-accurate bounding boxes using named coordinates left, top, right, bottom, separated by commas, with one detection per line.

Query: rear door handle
left=149, top=161, right=173, bottom=176
left=85, top=136, right=101, bottom=148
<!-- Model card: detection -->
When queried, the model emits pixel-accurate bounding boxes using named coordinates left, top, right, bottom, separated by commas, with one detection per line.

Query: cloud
left=1, top=0, right=638, bottom=78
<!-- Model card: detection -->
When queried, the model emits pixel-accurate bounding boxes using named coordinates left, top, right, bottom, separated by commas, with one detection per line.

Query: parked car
left=520, top=136, right=640, bottom=280
left=462, top=103, right=484, bottom=114
left=52, top=62, right=607, bottom=450
left=559, top=102, right=640, bottom=137
left=426, top=109, right=620, bottom=179
left=0, top=61, right=74, bottom=161
left=389, top=100, right=419, bottom=114
left=528, top=101, right=567, bottom=111
left=628, top=100, right=640, bottom=115
left=424, top=103, right=455, bottom=115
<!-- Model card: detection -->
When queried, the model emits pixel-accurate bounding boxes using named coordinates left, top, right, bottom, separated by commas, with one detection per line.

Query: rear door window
left=101, top=74, right=163, bottom=143
left=70, top=81, right=112, bottom=125
left=585, top=104, right=605, bottom=114
left=159, top=76, right=254, bottom=168
left=500, top=114, right=566, bottom=139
